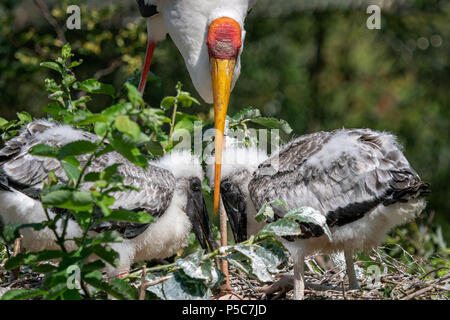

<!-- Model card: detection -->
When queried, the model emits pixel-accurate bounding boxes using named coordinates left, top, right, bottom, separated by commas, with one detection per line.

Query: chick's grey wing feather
left=0, top=120, right=176, bottom=220
left=249, top=130, right=331, bottom=211
left=0, top=121, right=69, bottom=194
left=249, top=129, right=429, bottom=230
left=108, top=158, right=176, bottom=218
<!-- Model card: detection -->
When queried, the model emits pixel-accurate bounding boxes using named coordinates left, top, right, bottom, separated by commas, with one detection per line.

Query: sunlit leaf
left=1, top=289, right=47, bottom=300
left=114, top=115, right=140, bottom=140
left=41, top=190, right=93, bottom=212
left=76, top=79, right=115, bottom=96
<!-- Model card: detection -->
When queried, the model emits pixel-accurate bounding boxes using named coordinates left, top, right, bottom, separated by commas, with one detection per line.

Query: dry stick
left=419, top=266, right=450, bottom=280
left=400, top=272, right=450, bottom=299
left=219, top=198, right=231, bottom=292
left=139, top=266, right=147, bottom=300
left=139, top=264, right=173, bottom=300
left=33, top=0, right=67, bottom=44
left=12, top=236, right=22, bottom=279
left=341, top=280, right=347, bottom=300
left=76, top=60, right=123, bottom=99
left=401, top=285, right=436, bottom=300
left=93, top=60, right=123, bottom=80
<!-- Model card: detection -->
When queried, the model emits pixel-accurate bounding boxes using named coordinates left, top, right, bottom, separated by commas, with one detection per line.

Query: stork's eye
left=221, top=181, right=232, bottom=192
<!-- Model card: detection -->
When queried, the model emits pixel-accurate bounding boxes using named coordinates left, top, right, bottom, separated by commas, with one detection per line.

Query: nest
left=227, top=247, right=450, bottom=300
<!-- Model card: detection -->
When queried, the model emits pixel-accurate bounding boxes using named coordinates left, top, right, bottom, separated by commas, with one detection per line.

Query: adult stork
left=135, top=0, right=256, bottom=214
left=207, top=128, right=430, bottom=299
left=0, top=120, right=215, bottom=276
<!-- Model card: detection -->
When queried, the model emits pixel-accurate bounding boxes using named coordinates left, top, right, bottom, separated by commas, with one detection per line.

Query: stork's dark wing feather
left=136, top=0, right=159, bottom=17
left=0, top=120, right=176, bottom=239
left=249, top=129, right=429, bottom=236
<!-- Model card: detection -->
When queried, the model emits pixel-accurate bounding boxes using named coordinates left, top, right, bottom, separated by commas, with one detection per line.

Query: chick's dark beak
left=220, top=180, right=247, bottom=243
left=186, top=184, right=217, bottom=252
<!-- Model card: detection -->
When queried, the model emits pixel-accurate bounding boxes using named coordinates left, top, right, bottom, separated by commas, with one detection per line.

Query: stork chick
left=0, top=120, right=215, bottom=276
left=207, top=129, right=429, bottom=299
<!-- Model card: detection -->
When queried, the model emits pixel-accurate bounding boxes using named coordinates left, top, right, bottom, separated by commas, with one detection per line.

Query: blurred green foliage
left=0, top=0, right=448, bottom=250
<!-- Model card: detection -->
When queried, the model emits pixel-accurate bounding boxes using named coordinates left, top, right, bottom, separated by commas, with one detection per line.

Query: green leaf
left=175, top=250, right=224, bottom=289
left=249, top=117, right=293, bottom=135
left=43, top=102, right=64, bottom=116
left=32, top=263, right=58, bottom=273
left=1, top=289, right=47, bottom=300
left=146, top=271, right=211, bottom=300
left=40, top=61, right=62, bottom=74
left=176, top=250, right=208, bottom=280
left=61, top=161, right=81, bottom=185
left=43, top=283, right=69, bottom=300
left=60, top=289, right=83, bottom=300
left=173, top=113, right=199, bottom=134
left=177, top=93, right=200, bottom=108
left=231, top=107, right=262, bottom=123
left=44, top=78, right=62, bottom=93
left=41, top=190, right=93, bottom=212
left=57, top=140, right=99, bottom=160
left=102, top=102, right=133, bottom=119
left=98, top=210, right=154, bottom=224
left=86, top=231, right=123, bottom=246
left=0, top=117, right=8, bottom=127
left=83, top=270, right=137, bottom=300
left=114, top=115, right=140, bottom=140
left=17, top=111, right=32, bottom=123
left=1, top=222, right=21, bottom=242
left=125, top=82, right=143, bottom=107
left=255, top=199, right=287, bottom=222
left=89, top=244, right=120, bottom=267
left=71, top=114, right=109, bottom=126
left=284, top=207, right=332, bottom=241
left=62, top=156, right=80, bottom=167
left=101, top=163, right=121, bottom=182
left=76, top=79, right=115, bottom=96
left=81, top=260, right=106, bottom=274
left=84, top=172, right=100, bottom=182
left=61, top=43, right=73, bottom=61
left=29, top=144, right=58, bottom=158
left=231, top=241, right=286, bottom=283
left=257, top=218, right=302, bottom=237
left=5, top=250, right=65, bottom=269
left=160, top=96, right=176, bottom=110
left=68, top=59, right=83, bottom=68
left=110, top=133, right=147, bottom=168
left=94, top=122, right=109, bottom=137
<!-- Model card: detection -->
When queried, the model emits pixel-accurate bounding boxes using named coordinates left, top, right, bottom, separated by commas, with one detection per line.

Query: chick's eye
left=222, top=181, right=231, bottom=192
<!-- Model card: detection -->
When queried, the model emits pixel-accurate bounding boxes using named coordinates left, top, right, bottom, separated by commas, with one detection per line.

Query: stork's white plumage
left=137, top=0, right=256, bottom=102
left=136, top=0, right=257, bottom=213
left=0, top=120, right=215, bottom=276
left=207, top=128, right=429, bottom=299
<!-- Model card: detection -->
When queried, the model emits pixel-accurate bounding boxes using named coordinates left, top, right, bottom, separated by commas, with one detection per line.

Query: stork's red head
left=207, top=17, right=242, bottom=60
left=207, top=17, right=242, bottom=214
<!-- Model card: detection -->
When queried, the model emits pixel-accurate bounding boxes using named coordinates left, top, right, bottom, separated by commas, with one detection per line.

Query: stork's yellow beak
left=210, top=58, right=236, bottom=214
left=207, top=17, right=242, bottom=214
